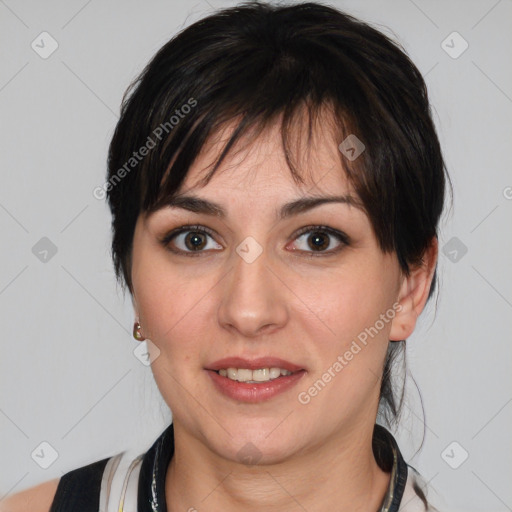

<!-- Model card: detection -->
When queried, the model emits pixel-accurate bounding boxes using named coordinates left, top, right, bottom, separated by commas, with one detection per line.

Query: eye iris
left=185, top=232, right=207, bottom=251
left=308, top=232, right=329, bottom=251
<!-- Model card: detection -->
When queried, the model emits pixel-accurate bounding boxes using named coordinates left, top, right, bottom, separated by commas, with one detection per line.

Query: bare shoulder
left=0, top=478, right=60, bottom=512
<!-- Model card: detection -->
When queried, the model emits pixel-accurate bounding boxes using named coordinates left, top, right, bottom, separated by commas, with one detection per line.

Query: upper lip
left=206, top=357, right=304, bottom=373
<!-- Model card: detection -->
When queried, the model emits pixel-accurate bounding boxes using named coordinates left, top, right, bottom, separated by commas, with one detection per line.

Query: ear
left=389, top=237, right=438, bottom=341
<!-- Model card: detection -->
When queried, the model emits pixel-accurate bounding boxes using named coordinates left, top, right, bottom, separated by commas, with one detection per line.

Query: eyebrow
left=161, top=194, right=363, bottom=220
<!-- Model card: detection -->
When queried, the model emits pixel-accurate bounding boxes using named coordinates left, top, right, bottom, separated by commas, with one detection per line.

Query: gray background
left=1, top=1, right=511, bottom=511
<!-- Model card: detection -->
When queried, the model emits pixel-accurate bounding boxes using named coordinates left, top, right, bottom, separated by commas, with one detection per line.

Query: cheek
left=138, top=283, right=203, bottom=344
left=132, top=252, right=219, bottom=360
left=293, top=275, right=395, bottom=421
left=132, top=247, right=179, bottom=329
left=299, top=259, right=397, bottom=345
left=134, top=265, right=215, bottom=411
left=293, top=255, right=399, bottom=407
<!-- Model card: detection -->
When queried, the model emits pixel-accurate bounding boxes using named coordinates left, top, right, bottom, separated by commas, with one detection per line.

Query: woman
left=4, top=1, right=447, bottom=510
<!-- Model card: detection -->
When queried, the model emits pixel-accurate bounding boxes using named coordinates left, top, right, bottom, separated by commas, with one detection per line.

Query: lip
left=206, top=368, right=307, bottom=403
left=205, top=357, right=304, bottom=373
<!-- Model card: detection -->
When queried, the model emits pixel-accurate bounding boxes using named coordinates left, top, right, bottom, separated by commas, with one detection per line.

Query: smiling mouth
left=206, top=362, right=307, bottom=403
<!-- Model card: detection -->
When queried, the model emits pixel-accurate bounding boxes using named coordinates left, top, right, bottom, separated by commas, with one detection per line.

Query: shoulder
left=2, top=425, right=170, bottom=512
left=2, top=456, right=112, bottom=512
left=0, top=479, right=60, bottom=512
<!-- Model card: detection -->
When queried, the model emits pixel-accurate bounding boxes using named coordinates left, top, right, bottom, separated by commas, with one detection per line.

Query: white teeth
left=252, top=368, right=269, bottom=382
left=269, top=368, right=282, bottom=379
left=216, top=367, right=293, bottom=382
left=237, top=369, right=253, bottom=382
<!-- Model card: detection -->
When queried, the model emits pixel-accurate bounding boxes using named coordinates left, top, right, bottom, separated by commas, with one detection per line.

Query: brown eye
left=184, top=232, right=207, bottom=251
left=291, top=226, right=350, bottom=255
left=161, top=225, right=223, bottom=255
left=307, top=232, right=330, bottom=251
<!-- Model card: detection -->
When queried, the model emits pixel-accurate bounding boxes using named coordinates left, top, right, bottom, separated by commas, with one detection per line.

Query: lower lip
left=206, top=369, right=306, bottom=403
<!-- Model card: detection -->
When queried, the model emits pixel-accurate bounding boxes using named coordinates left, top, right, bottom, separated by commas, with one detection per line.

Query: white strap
left=99, top=454, right=121, bottom=512
left=99, top=452, right=143, bottom=512
left=117, top=456, right=143, bottom=512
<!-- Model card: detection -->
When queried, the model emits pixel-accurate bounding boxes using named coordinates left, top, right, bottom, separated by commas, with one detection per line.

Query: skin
left=130, top=116, right=438, bottom=512
left=0, top=479, right=59, bottom=512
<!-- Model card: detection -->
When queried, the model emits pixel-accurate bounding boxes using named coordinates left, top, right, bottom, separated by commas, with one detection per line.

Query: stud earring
left=133, top=321, right=145, bottom=341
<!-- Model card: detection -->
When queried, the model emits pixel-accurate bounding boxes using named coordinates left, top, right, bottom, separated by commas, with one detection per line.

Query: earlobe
left=131, top=295, right=145, bottom=340
left=389, top=238, right=438, bottom=341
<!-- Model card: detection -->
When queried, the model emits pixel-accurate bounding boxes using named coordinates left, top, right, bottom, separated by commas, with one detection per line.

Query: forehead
left=175, top=113, right=353, bottom=198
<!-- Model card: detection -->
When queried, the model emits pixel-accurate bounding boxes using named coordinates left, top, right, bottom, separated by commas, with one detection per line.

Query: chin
left=207, top=421, right=304, bottom=466
left=224, top=439, right=299, bottom=467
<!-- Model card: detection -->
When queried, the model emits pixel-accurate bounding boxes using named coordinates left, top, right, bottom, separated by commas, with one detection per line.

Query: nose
left=217, top=248, right=289, bottom=338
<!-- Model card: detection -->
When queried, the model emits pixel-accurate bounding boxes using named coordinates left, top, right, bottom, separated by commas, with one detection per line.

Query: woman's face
left=131, top=119, right=407, bottom=464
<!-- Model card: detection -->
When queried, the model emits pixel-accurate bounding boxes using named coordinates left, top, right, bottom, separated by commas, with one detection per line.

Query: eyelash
left=159, top=224, right=350, bottom=258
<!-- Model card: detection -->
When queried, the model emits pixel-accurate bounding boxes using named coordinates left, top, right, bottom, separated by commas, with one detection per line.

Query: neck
left=165, top=421, right=391, bottom=512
